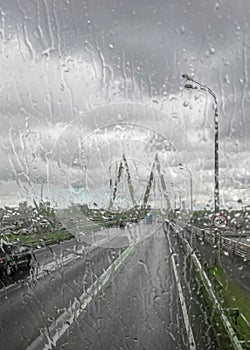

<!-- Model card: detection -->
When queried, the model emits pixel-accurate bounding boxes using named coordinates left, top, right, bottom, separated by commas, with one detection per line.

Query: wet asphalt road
left=54, top=228, right=189, bottom=350
left=0, top=223, right=218, bottom=350
left=0, top=242, right=122, bottom=349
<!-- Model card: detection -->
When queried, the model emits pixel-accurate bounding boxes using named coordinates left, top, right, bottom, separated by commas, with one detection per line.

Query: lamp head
left=182, top=73, right=193, bottom=81
left=184, top=83, right=198, bottom=90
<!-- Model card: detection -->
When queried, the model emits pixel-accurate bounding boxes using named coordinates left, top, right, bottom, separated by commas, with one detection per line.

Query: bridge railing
left=221, top=237, right=250, bottom=260
left=181, top=224, right=250, bottom=261
left=165, top=221, right=246, bottom=350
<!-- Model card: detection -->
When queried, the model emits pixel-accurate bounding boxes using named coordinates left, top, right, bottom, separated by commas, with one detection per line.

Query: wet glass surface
left=0, top=1, right=249, bottom=349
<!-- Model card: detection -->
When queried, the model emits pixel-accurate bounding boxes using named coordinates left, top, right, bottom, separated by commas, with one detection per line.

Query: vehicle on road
left=0, top=242, right=32, bottom=276
left=130, top=217, right=139, bottom=223
left=117, top=219, right=126, bottom=228
left=156, top=216, right=164, bottom=223
left=146, top=213, right=153, bottom=224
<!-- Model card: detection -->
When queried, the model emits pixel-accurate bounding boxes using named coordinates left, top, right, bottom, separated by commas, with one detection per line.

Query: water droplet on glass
left=179, top=25, right=185, bottom=34
left=224, top=75, right=230, bottom=85
left=210, top=47, right=216, bottom=55
left=214, top=2, right=220, bottom=10
left=117, top=113, right=123, bottom=122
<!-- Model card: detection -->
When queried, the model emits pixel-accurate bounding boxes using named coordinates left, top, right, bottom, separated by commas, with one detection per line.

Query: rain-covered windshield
left=0, top=1, right=249, bottom=349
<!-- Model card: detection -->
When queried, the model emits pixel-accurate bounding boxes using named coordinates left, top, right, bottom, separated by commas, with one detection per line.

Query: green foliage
left=80, top=205, right=145, bottom=228
left=207, top=265, right=250, bottom=347
left=4, top=229, right=73, bottom=248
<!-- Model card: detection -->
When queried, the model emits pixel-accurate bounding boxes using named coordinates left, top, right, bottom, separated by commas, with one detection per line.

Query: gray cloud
left=0, top=0, right=249, bottom=208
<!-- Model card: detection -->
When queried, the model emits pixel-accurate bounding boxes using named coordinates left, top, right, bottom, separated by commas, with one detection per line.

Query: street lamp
left=182, top=74, right=221, bottom=264
left=182, top=74, right=219, bottom=214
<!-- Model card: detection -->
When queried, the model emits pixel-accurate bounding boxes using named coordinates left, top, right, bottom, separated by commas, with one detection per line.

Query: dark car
left=117, top=219, right=126, bottom=228
left=131, top=217, right=138, bottom=223
left=0, top=242, right=32, bottom=276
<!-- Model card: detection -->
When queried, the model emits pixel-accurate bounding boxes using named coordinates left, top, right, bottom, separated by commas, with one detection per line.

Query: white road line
left=30, top=241, right=118, bottom=280
left=166, top=231, right=197, bottom=350
left=26, top=246, right=134, bottom=350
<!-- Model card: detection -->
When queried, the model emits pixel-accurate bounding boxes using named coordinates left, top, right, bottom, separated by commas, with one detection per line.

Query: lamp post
left=182, top=74, right=219, bottom=214
left=182, top=74, right=220, bottom=264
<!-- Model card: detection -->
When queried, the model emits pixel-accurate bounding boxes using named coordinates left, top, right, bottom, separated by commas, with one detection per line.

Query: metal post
left=186, top=169, right=193, bottom=213
left=182, top=74, right=219, bottom=213
left=214, top=103, right=221, bottom=265
left=214, top=104, right=219, bottom=213
left=182, top=74, right=220, bottom=263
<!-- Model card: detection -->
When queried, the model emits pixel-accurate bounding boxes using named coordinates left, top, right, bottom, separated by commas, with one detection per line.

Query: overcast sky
left=0, top=0, right=249, bottom=210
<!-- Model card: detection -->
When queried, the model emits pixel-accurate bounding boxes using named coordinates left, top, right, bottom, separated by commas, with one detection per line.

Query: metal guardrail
left=221, top=237, right=250, bottom=260
left=189, top=226, right=250, bottom=261
left=167, top=222, right=244, bottom=350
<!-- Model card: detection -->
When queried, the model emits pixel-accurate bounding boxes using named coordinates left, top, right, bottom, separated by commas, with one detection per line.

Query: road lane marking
left=166, top=230, right=197, bottom=350
left=26, top=246, right=134, bottom=350
left=1, top=223, right=160, bottom=294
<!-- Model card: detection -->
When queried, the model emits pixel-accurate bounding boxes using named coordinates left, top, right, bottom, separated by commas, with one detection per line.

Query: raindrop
left=183, top=101, right=189, bottom=107
left=209, top=47, right=216, bottom=55
left=108, top=43, right=114, bottom=49
left=224, top=75, right=230, bottom=85
left=179, top=25, right=185, bottom=34
left=117, top=113, right=123, bottom=122
left=214, top=2, right=220, bottom=10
